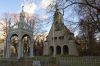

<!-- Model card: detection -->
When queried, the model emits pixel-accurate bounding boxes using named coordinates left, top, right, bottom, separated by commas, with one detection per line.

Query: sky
left=0, top=0, right=21, bottom=16
left=0, top=0, right=79, bottom=38
left=0, top=0, right=50, bottom=16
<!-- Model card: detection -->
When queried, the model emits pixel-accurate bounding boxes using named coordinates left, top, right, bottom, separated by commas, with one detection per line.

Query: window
left=54, top=37, right=57, bottom=40
left=69, top=36, right=73, bottom=40
left=59, top=36, right=61, bottom=39
left=59, top=36, right=64, bottom=40
left=61, top=36, right=64, bottom=39
left=52, top=37, right=57, bottom=40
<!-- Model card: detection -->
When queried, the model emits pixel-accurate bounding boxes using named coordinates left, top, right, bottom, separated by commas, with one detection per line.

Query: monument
left=4, top=6, right=34, bottom=59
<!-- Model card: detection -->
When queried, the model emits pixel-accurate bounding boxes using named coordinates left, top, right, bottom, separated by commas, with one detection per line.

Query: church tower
left=43, top=5, right=78, bottom=56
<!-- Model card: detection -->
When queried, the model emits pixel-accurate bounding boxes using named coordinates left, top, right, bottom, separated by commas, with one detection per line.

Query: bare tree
left=79, top=19, right=97, bottom=55
left=46, top=0, right=100, bottom=55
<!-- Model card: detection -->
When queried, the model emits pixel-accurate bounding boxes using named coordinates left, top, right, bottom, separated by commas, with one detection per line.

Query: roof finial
left=55, top=3, right=60, bottom=12
left=22, top=5, right=24, bottom=12
left=20, top=5, right=25, bottom=22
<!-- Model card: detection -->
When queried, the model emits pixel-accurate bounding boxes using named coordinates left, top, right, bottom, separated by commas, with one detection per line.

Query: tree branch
left=62, top=1, right=100, bottom=13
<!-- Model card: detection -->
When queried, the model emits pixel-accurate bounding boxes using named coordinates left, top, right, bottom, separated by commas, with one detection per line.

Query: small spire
left=55, top=3, right=59, bottom=10
left=55, top=3, right=60, bottom=13
left=22, top=5, right=24, bottom=12
left=53, top=3, right=64, bottom=28
left=20, top=5, right=25, bottom=22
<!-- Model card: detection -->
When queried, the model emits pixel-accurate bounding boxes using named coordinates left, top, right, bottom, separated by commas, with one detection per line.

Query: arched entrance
left=56, top=46, right=61, bottom=55
left=10, top=34, right=18, bottom=57
left=22, top=34, right=30, bottom=56
left=63, top=45, right=69, bottom=55
left=49, top=46, right=54, bottom=55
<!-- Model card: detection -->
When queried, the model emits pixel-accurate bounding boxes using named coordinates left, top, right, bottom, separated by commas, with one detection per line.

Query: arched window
left=63, top=45, right=69, bottom=55
left=49, top=46, right=54, bottom=55
left=56, top=46, right=61, bottom=55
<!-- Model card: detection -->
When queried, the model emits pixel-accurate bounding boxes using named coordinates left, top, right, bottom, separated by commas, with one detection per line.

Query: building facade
left=43, top=7, right=78, bottom=56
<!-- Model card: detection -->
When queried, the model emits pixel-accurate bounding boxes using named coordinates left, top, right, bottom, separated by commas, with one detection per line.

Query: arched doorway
left=56, top=46, right=61, bottom=55
left=49, top=46, right=54, bottom=55
left=22, top=34, right=30, bottom=56
left=10, top=34, right=18, bottom=57
left=63, top=45, right=69, bottom=55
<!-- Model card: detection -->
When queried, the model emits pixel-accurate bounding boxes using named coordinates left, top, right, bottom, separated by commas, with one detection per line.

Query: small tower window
left=59, top=36, right=64, bottom=40
left=61, top=36, right=64, bottom=39
left=69, top=37, right=73, bottom=40
left=59, top=36, right=61, bottom=39
left=52, top=37, right=57, bottom=40
left=54, top=37, right=57, bottom=40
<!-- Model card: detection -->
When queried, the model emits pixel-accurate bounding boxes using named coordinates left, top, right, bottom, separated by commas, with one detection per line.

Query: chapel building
left=43, top=6, right=78, bottom=56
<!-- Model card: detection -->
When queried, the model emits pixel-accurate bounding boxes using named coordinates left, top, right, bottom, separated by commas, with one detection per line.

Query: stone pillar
left=61, top=46, right=63, bottom=55
left=30, top=37, right=33, bottom=57
left=21, top=41, right=24, bottom=57
left=53, top=46, right=56, bottom=57
left=5, top=36, right=11, bottom=58
left=18, top=37, right=22, bottom=59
